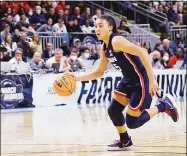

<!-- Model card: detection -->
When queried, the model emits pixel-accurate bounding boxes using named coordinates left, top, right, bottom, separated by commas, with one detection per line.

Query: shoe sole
left=107, top=145, right=133, bottom=151
left=164, top=94, right=179, bottom=122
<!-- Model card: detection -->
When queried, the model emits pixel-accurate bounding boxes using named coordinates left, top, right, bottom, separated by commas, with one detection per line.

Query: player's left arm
left=112, top=36, right=159, bottom=95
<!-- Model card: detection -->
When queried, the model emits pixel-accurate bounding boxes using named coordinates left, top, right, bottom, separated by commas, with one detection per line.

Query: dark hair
left=4, top=34, right=12, bottom=44
left=119, top=18, right=127, bottom=27
left=99, top=15, right=117, bottom=33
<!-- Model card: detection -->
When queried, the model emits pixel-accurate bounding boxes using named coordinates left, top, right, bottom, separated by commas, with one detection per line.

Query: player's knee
left=126, top=114, right=139, bottom=129
left=107, top=99, right=125, bottom=126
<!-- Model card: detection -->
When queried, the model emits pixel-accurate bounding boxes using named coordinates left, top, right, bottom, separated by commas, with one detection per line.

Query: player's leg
left=107, top=91, right=133, bottom=151
left=126, top=76, right=179, bottom=129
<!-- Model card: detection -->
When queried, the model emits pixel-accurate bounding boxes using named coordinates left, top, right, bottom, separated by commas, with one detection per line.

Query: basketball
left=53, top=74, right=76, bottom=96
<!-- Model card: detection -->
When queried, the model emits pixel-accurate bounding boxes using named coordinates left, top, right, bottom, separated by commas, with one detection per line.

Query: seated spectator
left=169, top=48, right=184, bottom=68
left=78, top=47, right=94, bottom=70
left=45, top=7, right=57, bottom=23
left=118, top=18, right=131, bottom=34
left=168, top=5, right=179, bottom=23
left=15, top=15, right=36, bottom=34
left=143, top=41, right=152, bottom=54
left=9, top=48, right=25, bottom=71
left=161, top=52, right=170, bottom=69
left=68, top=47, right=83, bottom=72
left=150, top=50, right=163, bottom=69
left=81, top=19, right=95, bottom=33
left=71, top=6, right=86, bottom=25
left=17, top=32, right=31, bottom=61
left=29, top=51, right=46, bottom=71
left=27, top=8, right=34, bottom=23
left=29, top=33, right=42, bottom=54
left=53, top=18, right=67, bottom=33
left=0, top=24, right=11, bottom=43
left=66, top=18, right=75, bottom=32
left=42, top=43, right=54, bottom=60
left=36, top=17, right=55, bottom=33
left=85, top=7, right=92, bottom=20
left=92, top=9, right=102, bottom=25
left=162, top=39, right=173, bottom=56
left=12, top=29, right=21, bottom=43
left=30, top=6, right=46, bottom=29
left=1, top=15, right=15, bottom=33
left=0, top=45, right=11, bottom=61
left=72, top=18, right=82, bottom=32
left=56, top=1, right=66, bottom=13
left=46, top=48, right=70, bottom=72
left=2, top=34, right=17, bottom=57
left=154, top=42, right=164, bottom=56
left=57, top=9, right=65, bottom=21
left=72, top=38, right=82, bottom=49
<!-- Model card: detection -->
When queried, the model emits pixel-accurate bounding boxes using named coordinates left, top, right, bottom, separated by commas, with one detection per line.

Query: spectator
left=154, top=43, right=164, bottom=56
left=161, top=52, right=170, bottom=68
left=2, top=15, right=15, bottom=33
left=42, top=43, right=54, bottom=60
left=59, top=40, right=69, bottom=56
left=56, top=1, right=66, bottom=13
left=66, top=18, right=74, bottom=32
left=118, top=18, right=131, bottom=34
left=89, top=43, right=100, bottom=60
left=183, top=8, right=187, bottom=25
left=168, top=5, right=179, bottom=23
left=71, top=6, right=85, bottom=25
left=177, top=13, right=183, bottom=25
left=150, top=50, right=163, bottom=69
left=57, top=9, right=65, bottom=21
left=29, top=51, right=46, bottom=71
left=169, top=48, right=184, bottom=68
left=72, top=38, right=82, bottom=49
left=36, top=17, right=55, bottom=33
left=29, top=33, right=42, bottom=54
left=143, top=41, right=152, bottom=54
left=46, top=48, right=70, bottom=72
left=162, top=39, right=173, bottom=56
left=78, top=47, right=94, bottom=70
left=45, top=7, right=57, bottom=23
left=0, top=24, right=11, bottom=43
left=53, top=18, right=67, bottom=33
left=73, top=18, right=82, bottom=32
left=0, top=44, right=11, bottom=61
left=81, top=19, right=95, bottom=33
left=92, top=9, right=102, bottom=24
left=12, top=28, right=21, bottom=43
left=64, top=8, right=70, bottom=24
left=2, top=34, right=17, bottom=57
left=15, top=15, right=36, bottom=34
left=30, top=6, right=46, bottom=29
left=27, top=8, right=34, bottom=23
left=17, top=32, right=31, bottom=61
left=85, top=7, right=92, bottom=20
left=68, top=47, right=83, bottom=72
left=9, top=48, right=25, bottom=71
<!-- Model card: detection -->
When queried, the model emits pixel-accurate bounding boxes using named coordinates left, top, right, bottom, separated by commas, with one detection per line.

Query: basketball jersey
left=104, top=33, right=147, bottom=82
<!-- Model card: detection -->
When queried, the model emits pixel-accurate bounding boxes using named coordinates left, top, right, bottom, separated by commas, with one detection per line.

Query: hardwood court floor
left=1, top=101, right=186, bottom=156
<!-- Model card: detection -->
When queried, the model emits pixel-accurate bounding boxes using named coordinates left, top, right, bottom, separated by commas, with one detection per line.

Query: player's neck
left=103, top=32, right=112, bottom=47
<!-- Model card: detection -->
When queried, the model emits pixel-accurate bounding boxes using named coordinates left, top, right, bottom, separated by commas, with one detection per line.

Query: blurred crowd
left=0, top=1, right=186, bottom=74
left=139, top=1, right=187, bottom=26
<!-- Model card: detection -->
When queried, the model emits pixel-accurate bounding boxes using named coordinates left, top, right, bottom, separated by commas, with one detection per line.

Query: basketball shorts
left=114, top=74, right=152, bottom=112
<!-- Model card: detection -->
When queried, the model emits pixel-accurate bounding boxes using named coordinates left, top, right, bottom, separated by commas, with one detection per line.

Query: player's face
left=95, top=19, right=111, bottom=40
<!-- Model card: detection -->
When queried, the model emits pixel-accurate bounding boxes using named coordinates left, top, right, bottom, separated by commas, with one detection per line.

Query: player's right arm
left=75, top=43, right=109, bottom=81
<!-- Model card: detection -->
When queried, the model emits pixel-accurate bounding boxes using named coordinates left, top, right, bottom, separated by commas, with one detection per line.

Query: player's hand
left=67, top=73, right=78, bottom=81
left=149, top=79, right=159, bottom=97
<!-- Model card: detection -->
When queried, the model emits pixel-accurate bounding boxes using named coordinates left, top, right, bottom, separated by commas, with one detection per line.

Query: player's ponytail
left=99, top=15, right=117, bottom=33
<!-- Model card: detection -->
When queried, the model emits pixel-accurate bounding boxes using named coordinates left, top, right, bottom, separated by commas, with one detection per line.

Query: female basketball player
left=72, top=15, right=179, bottom=151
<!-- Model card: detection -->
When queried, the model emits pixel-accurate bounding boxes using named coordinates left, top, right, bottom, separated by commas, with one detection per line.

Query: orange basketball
left=53, top=74, right=76, bottom=96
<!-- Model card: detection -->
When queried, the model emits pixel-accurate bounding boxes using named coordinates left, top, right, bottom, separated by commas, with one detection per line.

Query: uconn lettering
left=108, top=50, right=122, bottom=72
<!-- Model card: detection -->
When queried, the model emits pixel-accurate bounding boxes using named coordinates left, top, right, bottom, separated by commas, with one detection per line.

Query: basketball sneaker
left=160, top=94, right=179, bottom=122
left=107, top=137, right=133, bottom=151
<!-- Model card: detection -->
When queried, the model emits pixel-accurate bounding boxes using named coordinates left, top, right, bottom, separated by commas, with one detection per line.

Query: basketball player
left=72, top=15, right=179, bottom=151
